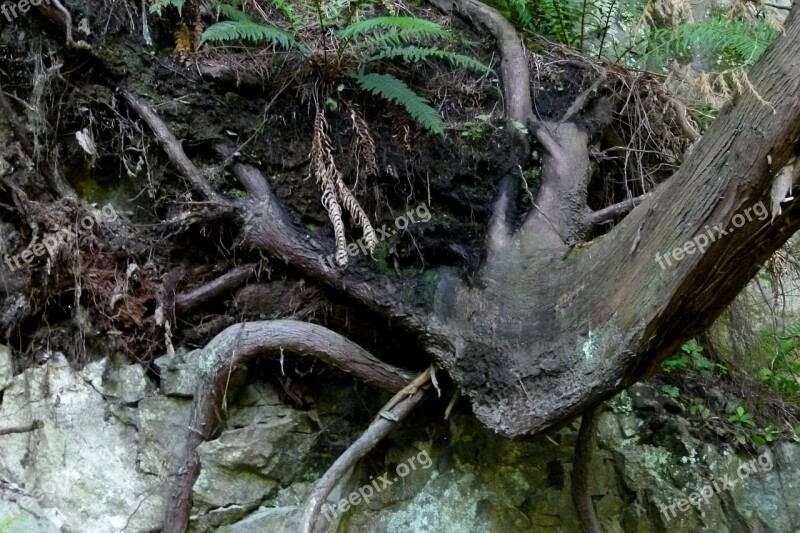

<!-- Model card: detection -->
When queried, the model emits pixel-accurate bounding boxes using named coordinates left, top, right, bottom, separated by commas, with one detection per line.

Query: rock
left=136, top=395, right=193, bottom=476
left=80, top=357, right=155, bottom=404
left=0, top=344, right=12, bottom=391
left=216, top=507, right=303, bottom=533
left=0, top=355, right=165, bottom=532
left=154, top=349, right=204, bottom=397
left=192, top=412, right=317, bottom=512
left=154, top=349, right=246, bottom=398
left=0, top=484, right=62, bottom=533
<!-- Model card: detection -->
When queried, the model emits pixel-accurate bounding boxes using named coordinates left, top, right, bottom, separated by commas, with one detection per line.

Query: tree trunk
left=424, top=4, right=800, bottom=437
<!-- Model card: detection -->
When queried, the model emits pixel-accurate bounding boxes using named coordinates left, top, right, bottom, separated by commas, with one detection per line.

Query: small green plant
left=198, top=7, right=491, bottom=136
left=728, top=406, right=754, bottom=427
left=662, top=355, right=688, bottom=372
left=763, top=425, right=781, bottom=442
left=791, top=424, right=800, bottom=443
left=460, top=114, right=493, bottom=140
left=660, top=384, right=680, bottom=398
left=681, top=340, right=703, bottom=356
left=690, top=403, right=711, bottom=418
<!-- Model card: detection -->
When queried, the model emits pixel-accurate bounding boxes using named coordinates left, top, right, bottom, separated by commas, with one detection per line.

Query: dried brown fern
left=174, top=23, right=193, bottom=55
left=309, top=109, right=378, bottom=267
left=348, top=103, right=379, bottom=179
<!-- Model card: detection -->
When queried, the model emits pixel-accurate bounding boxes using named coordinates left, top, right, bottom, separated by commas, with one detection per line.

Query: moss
left=368, top=241, right=391, bottom=273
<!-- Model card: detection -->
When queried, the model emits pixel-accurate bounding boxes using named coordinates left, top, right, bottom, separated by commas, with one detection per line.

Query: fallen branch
left=584, top=193, right=651, bottom=226
left=0, top=420, right=44, bottom=437
left=300, top=368, right=432, bottom=533
left=571, top=403, right=603, bottom=533
left=120, top=89, right=221, bottom=201
left=163, top=320, right=413, bottom=533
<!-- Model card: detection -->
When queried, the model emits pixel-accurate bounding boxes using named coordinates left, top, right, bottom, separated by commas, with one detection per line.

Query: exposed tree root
left=163, top=320, right=413, bottom=533
left=228, top=162, right=273, bottom=201
left=174, top=264, right=258, bottom=315
left=0, top=80, right=35, bottom=156
left=0, top=78, right=75, bottom=199
left=120, top=89, right=221, bottom=202
left=658, top=94, right=700, bottom=142
left=300, top=368, right=432, bottom=533
left=571, top=403, right=603, bottom=533
left=562, top=68, right=608, bottom=122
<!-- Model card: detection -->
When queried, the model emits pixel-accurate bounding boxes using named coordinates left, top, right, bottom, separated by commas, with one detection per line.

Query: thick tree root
left=571, top=403, right=603, bottom=533
left=163, top=320, right=413, bottom=533
left=300, top=368, right=432, bottom=533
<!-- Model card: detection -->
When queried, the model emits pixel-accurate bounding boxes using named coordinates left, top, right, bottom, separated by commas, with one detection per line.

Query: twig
left=300, top=369, right=431, bottom=533
left=658, top=94, right=700, bottom=142
left=0, top=420, right=44, bottom=437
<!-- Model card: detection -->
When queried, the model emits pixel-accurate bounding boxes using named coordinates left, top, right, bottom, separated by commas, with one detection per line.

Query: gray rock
left=0, top=355, right=165, bottom=532
left=216, top=506, right=302, bottom=533
left=80, top=357, right=155, bottom=404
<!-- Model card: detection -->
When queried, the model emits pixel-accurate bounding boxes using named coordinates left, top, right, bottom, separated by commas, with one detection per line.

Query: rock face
left=1, top=347, right=799, bottom=532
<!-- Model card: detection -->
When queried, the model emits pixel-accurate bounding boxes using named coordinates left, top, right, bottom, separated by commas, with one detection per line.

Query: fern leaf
left=349, top=72, right=444, bottom=135
left=214, top=4, right=250, bottom=22
left=338, top=16, right=448, bottom=41
left=149, top=0, right=185, bottom=16
left=366, top=46, right=493, bottom=74
left=199, top=20, right=297, bottom=48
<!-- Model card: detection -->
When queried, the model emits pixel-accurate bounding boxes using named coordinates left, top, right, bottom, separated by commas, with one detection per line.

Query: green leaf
left=660, top=384, right=680, bottom=398
left=348, top=72, right=444, bottom=135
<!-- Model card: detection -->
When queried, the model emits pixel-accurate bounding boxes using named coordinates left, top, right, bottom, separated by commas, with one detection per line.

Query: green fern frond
left=648, top=18, right=778, bottom=65
left=200, top=20, right=297, bottom=48
left=338, top=16, right=448, bottom=42
left=348, top=72, right=444, bottom=135
left=366, top=46, right=494, bottom=74
left=270, top=0, right=303, bottom=29
left=214, top=3, right=250, bottom=22
left=149, top=0, right=186, bottom=16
